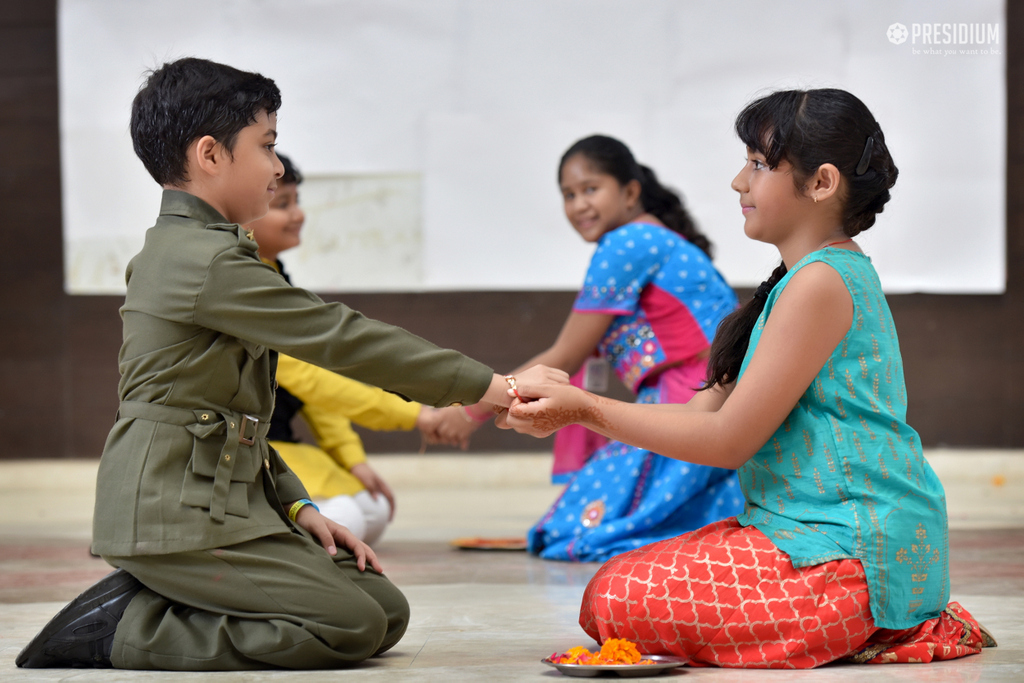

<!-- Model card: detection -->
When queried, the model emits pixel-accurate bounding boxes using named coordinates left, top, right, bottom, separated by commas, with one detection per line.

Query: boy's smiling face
left=216, top=110, right=284, bottom=225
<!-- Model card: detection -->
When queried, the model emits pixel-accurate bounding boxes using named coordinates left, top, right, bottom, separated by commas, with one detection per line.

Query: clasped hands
left=423, top=365, right=591, bottom=446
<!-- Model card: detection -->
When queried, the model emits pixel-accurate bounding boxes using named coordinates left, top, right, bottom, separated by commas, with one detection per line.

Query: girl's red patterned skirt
left=581, top=518, right=995, bottom=668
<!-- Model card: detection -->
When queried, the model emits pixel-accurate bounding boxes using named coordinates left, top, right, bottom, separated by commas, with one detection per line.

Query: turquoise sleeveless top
left=735, top=249, right=949, bottom=630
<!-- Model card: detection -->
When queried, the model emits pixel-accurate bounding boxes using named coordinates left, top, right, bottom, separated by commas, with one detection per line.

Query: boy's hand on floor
left=294, top=505, right=383, bottom=572
left=349, top=463, right=396, bottom=520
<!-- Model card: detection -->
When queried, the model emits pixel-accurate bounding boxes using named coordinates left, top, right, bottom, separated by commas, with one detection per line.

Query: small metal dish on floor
left=541, top=654, right=687, bottom=677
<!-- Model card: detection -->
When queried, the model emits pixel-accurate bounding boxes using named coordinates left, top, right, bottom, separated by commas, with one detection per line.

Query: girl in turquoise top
left=506, top=89, right=995, bottom=668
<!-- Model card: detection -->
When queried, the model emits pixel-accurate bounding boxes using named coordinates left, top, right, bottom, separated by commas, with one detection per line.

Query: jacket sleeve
left=193, top=244, right=494, bottom=407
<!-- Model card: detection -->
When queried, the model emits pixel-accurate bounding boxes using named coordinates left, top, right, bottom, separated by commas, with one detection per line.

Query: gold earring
left=813, top=195, right=818, bottom=203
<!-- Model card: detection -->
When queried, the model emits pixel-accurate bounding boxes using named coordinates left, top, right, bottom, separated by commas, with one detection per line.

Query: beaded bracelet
left=287, top=498, right=319, bottom=522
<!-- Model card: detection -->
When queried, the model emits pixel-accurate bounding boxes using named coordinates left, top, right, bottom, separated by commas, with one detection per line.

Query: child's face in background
left=217, top=109, right=284, bottom=225
left=247, top=181, right=304, bottom=261
left=560, top=155, right=641, bottom=243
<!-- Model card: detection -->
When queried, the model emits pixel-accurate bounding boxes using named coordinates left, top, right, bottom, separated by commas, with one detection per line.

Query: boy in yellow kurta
left=247, top=153, right=444, bottom=544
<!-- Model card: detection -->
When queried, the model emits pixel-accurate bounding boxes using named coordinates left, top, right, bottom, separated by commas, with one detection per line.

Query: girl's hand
left=505, top=382, right=599, bottom=438
left=480, top=366, right=570, bottom=408
left=294, top=504, right=383, bottom=572
left=349, top=462, right=396, bottom=520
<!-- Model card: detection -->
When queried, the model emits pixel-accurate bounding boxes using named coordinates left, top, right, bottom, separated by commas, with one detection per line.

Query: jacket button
left=224, top=454, right=231, bottom=461
left=201, top=413, right=209, bottom=421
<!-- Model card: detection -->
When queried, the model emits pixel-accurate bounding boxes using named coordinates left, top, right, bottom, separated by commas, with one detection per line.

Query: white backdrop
left=59, top=0, right=1005, bottom=294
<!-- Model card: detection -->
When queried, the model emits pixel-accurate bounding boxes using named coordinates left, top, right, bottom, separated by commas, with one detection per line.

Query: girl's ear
left=624, top=178, right=642, bottom=210
left=809, top=163, right=841, bottom=203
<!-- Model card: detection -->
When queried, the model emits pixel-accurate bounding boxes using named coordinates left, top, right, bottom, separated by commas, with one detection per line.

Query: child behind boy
left=248, top=152, right=452, bottom=545
left=17, top=57, right=564, bottom=670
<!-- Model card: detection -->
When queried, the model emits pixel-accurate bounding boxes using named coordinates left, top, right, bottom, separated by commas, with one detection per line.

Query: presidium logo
left=887, top=23, right=909, bottom=45
left=886, top=21, right=1001, bottom=56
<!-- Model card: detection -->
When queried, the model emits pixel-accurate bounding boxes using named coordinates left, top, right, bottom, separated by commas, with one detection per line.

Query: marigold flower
left=599, top=638, right=643, bottom=664
left=549, top=639, right=654, bottom=666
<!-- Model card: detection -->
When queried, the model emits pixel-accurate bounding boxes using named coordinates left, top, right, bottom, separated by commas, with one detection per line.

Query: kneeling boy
left=17, top=57, right=564, bottom=671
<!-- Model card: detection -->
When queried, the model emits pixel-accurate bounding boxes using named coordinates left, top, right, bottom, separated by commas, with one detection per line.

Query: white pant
left=315, top=491, right=392, bottom=546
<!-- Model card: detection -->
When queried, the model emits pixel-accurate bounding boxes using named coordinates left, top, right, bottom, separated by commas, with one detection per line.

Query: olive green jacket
left=92, top=191, right=493, bottom=556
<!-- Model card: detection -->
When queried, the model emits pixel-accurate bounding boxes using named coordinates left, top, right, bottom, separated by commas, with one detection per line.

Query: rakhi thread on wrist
left=504, top=374, right=523, bottom=401
left=460, top=404, right=490, bottom=423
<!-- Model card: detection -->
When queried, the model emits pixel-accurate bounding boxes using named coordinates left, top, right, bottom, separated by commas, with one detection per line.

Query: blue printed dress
left=528, top=222, right=744, bottom=562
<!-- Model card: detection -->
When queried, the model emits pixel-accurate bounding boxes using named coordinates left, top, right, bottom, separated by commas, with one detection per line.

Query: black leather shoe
left=16, top=568, right=143, bottom=668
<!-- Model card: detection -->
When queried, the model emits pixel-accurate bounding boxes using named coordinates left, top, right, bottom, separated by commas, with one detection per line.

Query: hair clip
left=855, top=136, right=875, bottom=176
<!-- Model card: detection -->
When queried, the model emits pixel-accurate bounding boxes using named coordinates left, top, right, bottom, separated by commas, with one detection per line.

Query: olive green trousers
left=106, top=531, right=408, bottom=670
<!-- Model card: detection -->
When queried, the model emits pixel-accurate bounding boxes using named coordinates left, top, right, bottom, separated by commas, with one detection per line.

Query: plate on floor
left=541, top=654, right=687, bottom=677
left=450, top=536, right=527, bottom=550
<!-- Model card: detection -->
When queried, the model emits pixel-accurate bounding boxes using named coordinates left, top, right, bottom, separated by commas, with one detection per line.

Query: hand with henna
left=504, top=382, right=609, bottom=438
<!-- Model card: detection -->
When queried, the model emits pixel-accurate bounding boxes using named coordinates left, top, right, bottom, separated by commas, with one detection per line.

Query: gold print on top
left=858, top=415, right=877, bottom=441
left=845, top=369, right=857, bottom=399
left=858, top=353, right=869, bottom=379
left=871, top=334, right=881, bottom=363
left=813, top=468, right=826, bottom=495
left=853, top=431, right=866, bottom=462
left=834, top=391, right=847, bottom=419
left=896, top=524, right=941, bottom=597
left=890, top=421, right=904, bottom=444
left=823, top=442, right=837, bottom=473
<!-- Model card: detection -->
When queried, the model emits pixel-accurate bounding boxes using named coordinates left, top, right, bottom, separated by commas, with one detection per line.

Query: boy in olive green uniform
left=17, top=58, right=565, bottom=671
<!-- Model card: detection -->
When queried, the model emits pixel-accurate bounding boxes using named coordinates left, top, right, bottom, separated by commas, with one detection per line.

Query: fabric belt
left=118, top=401, right=270, bottom=523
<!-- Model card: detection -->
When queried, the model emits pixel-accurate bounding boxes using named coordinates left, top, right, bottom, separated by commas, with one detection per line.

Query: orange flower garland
left=549, top=638, right=654, bottom=665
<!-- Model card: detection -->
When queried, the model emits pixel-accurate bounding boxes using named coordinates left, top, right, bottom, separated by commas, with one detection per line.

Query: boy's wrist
left=287, top=498, right=319, bottom=522
left=481, top=373, right=513, bottom=407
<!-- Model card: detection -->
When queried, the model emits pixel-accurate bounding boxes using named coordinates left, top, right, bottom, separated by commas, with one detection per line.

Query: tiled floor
left=2, top=453, right=1023, bottom=681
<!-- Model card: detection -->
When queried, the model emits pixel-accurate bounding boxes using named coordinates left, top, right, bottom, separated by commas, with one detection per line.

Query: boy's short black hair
left=130, top=57, right=282, bottom=186
left=277, top=153, right=303, bottom=185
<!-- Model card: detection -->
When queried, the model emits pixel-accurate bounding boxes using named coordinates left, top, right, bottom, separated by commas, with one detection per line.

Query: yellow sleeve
left=299, top=402, right=369, bottom=470
left=276, top=354, right=421, bottom=431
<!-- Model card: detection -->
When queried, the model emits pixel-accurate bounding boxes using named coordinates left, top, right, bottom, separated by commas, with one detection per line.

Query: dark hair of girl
left=704, top=88, right=899, bottom=389
left=558, top=135, right=714, bottom=258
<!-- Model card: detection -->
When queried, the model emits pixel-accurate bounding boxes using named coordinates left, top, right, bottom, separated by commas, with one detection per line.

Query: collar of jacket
left=159, top=189, right=230, bottom=225
left=158, top=189, right=261, bottom=252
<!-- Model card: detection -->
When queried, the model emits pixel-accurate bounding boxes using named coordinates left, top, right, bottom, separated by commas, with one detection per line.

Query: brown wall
left=1, top=1, right=1022, bottom=459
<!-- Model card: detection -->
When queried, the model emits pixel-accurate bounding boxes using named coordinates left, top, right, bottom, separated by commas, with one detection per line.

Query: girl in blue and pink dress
left=440, top=135, right=742, bottom=562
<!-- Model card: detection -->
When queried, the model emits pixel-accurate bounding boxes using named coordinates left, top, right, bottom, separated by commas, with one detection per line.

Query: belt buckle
left=238, top=414, right=259, bottom=446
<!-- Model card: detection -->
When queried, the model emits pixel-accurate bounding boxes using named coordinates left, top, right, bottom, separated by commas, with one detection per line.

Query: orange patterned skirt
left=580, top=518, right=993, bottom=668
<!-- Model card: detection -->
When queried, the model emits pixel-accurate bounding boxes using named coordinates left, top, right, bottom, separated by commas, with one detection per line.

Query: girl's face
left=731, top=147, right=807, bottom=245
left=559, top=155, right=641, bottom=242
left=246, top=181, right=304, bottom=261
